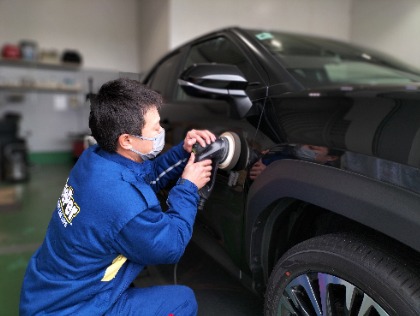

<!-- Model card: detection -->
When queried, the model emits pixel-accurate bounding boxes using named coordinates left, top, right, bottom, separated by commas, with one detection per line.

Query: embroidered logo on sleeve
left=57, top=179, right=80, bottom=227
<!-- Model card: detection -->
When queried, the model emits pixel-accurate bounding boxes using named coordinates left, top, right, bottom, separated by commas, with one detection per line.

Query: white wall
left=2, top=0, right=419, bottom=75
left=0, top=0, right=139, bottom=153
left=140, top=0, right=353, bottom=72
left=350, top=0, right=420, bottom=69
left=0, top=0, right=142, bottom=73
left=139, top=0, right=170, bottom=77
left=169, top=0, right=352, bottom=48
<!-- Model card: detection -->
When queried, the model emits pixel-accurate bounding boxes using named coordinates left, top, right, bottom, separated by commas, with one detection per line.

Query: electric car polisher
left=193, top=131, right=254, bottom=210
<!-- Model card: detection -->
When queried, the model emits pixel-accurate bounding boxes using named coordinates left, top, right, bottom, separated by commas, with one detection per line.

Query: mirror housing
left=178, top=63, right=253, bottom=118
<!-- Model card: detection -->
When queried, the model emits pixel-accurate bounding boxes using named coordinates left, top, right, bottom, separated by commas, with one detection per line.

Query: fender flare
left=245, top=159, right=420, bottom=267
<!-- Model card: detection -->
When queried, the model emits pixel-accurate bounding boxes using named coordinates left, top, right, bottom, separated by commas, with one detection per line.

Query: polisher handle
left=192, top=131, right=242, bottom=210
left=192, top=140, right=225, bottom=210
left=197, top=161, right=219, bottom=210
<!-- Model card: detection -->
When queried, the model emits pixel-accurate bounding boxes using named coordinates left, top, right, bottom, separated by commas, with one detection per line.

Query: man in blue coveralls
left=20, top=78, right=215, bottom=315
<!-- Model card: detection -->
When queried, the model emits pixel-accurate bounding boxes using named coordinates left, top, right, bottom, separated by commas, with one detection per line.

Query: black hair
left=89, top=78, right=162, bottom=152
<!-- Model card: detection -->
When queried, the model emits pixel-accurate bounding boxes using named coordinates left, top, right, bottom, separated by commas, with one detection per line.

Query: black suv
left=143, top=27, right=420, bottom=315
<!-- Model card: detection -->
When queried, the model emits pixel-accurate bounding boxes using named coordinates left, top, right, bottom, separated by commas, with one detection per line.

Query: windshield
left=248, top=30, right=420, bottom=88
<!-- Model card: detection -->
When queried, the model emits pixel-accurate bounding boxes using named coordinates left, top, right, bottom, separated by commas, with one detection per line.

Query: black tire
left=264, top=233, right=420, bottom=316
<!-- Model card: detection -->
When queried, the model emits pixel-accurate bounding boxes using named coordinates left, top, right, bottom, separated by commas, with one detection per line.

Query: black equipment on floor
left=0, top=113, right=29, bottom=182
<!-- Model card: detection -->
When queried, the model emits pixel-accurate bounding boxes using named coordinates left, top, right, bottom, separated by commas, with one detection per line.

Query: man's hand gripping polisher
left=192, top=131, right=246, bottom=210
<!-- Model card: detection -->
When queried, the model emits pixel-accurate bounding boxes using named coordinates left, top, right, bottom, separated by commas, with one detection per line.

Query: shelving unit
left=0, top=58, right=80, bottom=70
left=0, top=58, right=87, bottom=156
left=0, top=58, right=82, bottom=93
left=0, top=84, right=82, bottom=94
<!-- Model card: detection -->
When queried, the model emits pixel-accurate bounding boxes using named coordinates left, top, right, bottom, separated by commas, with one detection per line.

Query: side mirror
left=178, top=63, right=253, bottom=118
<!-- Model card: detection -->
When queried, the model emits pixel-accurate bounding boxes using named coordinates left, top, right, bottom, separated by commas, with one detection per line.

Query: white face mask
left=294, top=145, right=318, bottom=161
left=130, top=129, right=165, bottom=161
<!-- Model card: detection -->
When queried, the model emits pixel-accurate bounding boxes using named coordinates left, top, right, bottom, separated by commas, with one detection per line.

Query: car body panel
left=247, top=159, right=420, bottom=263
left=143, top=27, right=420, bottom=293
left=266, top=87, right=420, bottom=169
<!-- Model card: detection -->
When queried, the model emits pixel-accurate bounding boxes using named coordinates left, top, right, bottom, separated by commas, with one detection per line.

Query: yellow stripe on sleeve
left=101, top=254, right=128, bottom=282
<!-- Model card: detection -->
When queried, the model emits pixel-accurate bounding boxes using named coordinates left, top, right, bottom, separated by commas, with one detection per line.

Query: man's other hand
left=183, top=129, right=216, bottom=153
left=181, top=153, right=212, bottom=190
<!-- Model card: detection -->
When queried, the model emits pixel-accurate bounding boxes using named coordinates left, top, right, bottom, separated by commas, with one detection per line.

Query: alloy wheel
left=279, top=272, right=388, bottom=315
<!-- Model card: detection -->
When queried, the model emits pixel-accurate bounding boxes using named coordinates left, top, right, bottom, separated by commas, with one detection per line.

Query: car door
left=145, top=34, right=274, bottom=267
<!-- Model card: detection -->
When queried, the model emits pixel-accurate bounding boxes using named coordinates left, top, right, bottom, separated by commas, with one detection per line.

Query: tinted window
left=176, top=36, right=256, bottom=101
left=248, top=30, right=420, bottom=87
left=147, top=51, right=183, bottom=99
left=189, top=36, right=255, bottom=77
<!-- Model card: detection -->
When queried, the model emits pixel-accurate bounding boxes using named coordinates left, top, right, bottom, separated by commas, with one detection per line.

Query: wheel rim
left=278, top=272, right=389, bottom=316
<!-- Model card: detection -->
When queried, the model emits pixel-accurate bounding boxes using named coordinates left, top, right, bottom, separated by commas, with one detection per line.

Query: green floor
left=0, top=163, right=72, bottom=316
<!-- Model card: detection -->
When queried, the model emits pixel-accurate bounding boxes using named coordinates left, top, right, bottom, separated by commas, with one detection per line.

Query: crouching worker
left=20, top=78, right=216, bottom=315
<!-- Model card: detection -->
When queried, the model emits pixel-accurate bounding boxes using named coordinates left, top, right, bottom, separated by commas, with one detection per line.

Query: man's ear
left=117, top=134, right=132, bottom=150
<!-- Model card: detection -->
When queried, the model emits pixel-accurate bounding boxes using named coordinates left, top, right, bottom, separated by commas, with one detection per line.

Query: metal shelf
left=0, top=58, right=81, bottom=71
left=0, top=59, right=83, bottom=94
left=0, top=85, right=81, bottom=94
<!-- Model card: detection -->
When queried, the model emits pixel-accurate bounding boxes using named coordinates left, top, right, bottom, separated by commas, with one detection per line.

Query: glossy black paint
left=143, top=27, right=420, bottom=293
left=267, top=87, right=420, bottom=168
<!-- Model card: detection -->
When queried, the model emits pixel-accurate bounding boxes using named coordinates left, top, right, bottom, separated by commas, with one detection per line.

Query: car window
left=248, top=30, right=420, bottom=87
left=147, top=51, right=183, bottom=99
left=176, top=36, right=256, bottom=101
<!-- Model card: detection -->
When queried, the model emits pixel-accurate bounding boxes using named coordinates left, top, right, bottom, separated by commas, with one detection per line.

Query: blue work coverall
left=20, top=142, right=199, bottom=315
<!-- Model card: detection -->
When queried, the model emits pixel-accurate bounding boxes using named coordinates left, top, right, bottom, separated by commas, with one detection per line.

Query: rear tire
left=264, top=233, right=420, bottom=315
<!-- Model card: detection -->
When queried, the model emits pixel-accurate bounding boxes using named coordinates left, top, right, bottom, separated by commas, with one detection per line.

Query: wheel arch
left=245, top=159, right=420, bottom=290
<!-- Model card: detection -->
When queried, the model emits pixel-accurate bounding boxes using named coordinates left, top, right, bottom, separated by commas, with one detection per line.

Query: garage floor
left=134, top=242, right=263, bottom=316
left=0, top=163, right=263, bottom=316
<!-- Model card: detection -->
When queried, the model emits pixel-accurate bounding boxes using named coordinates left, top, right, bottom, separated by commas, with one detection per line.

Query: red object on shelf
left=2, top=44, right=21, bottom=59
